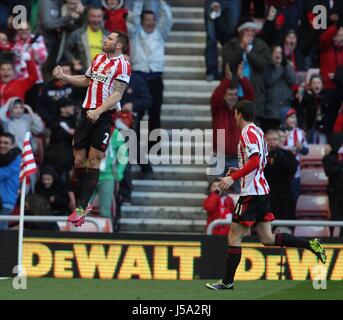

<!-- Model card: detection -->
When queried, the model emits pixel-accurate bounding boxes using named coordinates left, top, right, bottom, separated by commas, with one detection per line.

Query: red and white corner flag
left=19, top=132, right=37, bottom=182
left=18, top=132, right=37, bottom=277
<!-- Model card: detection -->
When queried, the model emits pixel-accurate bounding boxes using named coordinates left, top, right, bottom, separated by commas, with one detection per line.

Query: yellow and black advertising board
left=1, top=230, right=342, bottom=280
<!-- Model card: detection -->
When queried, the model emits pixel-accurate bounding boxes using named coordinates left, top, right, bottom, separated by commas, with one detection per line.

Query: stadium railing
left=206, top=218, right=343, bottom=235
left=0, top=215, right=102, bottom=232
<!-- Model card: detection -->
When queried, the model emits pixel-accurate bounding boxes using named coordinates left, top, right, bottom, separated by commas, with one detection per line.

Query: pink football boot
left=67, top=205, right=92, bottom=227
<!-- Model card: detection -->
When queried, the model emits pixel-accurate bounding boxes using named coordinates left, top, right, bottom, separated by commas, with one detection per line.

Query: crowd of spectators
left=207, top=0, right=343, bottom=234
left=0, top=0, right=173, bottom=230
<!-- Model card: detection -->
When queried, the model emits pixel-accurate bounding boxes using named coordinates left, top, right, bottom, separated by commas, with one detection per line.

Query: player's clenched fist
left=87, top=109, right=100, bottom=123
left=52, top=65, right=64, bottom=80
left=219, top=176, right=234, bottom=191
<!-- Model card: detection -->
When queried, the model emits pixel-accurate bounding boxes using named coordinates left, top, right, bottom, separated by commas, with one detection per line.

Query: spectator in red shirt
left=102, top=0, right=128, bottom=34
left=203, top=179, right=235, bottom=236
left=0, top=57, right=38, bottom=106
left=320, top=24, right=343, bottom=91
left=333, top=103, right=343, bottom=133
left=210, top=62, right=254, bottom=191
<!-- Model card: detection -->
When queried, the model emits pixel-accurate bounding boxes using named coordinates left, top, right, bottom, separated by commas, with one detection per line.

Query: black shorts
left=232, top=194, right=275, bottom=227
left=73, top=109, right=116, bottom=152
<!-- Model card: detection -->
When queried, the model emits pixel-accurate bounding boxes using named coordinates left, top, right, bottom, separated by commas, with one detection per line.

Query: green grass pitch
left=0, top=279, right=342, bottom=300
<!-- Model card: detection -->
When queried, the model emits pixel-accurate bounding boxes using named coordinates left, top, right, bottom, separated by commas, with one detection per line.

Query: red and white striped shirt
left=83, top=53, right=131, bottom=110
left=284, top=127, right=308, bottom=178
left=238, top=123, right=270, bottom=196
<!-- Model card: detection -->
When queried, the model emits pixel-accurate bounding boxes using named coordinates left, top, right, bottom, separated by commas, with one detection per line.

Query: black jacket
left=323, top=152, right=343, bottom=196
left=44, top=115, right=76, bottom=172
left=323, top=133, right=343, bottom=196
left=265, top=147, right=298, bottom=219
left=37, top=81, right=77, bottom=125
left=300, top=91, right=331, bottom=134
left=222, top=37, right=271, bottom=118
left=121, top=72, right=152, bottom=118
left=35, top=167, right=70, bottom=215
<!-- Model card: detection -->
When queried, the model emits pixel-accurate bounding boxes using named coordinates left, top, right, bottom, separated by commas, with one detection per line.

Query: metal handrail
left=206, top=217, right=343, bottom=235
left=0, top=215, right=102, bottom=232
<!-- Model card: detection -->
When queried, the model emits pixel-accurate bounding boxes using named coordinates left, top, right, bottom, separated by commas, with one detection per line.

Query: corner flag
left=18, top=132, right=37, bottom=276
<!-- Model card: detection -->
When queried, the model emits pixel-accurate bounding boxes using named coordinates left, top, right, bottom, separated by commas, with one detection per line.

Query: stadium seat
left=295, top=195, right=331, bottom=219
left=301, top=144, right=329, bottom=168
left=294, top=226, right=331, bottom=237
left=300, top=167, right=328, bottom=193
left=333, top=227, right=341, bottom=238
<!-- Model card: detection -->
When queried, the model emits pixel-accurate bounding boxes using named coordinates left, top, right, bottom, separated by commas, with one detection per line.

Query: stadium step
left=165, top=42, right=205, bottom=56
left=163, top=91, right=211, bottom=105
left=120, top=1, right=215, bottom=234
left=171, top=7, right=204, bottom=20
left=169, top=0, right=204, bottom=8
left=165, top=55, right=205, bottom=68
left=161, top=104, right=211, bottom=117
left=169, top=31, right=206, bottom=43
left=132, top=180, right=208, bottom=193
left=164, top=79, right=218, bottom=93
left=143, top=114, right=211, bottom=129
left=131, top=165, right=207, bottom=181
left=121, top=204, right=206, bottom=218
left=172, top=18, right=205, bottom=32
left=119, top=218, right=206, bottom=233
left=130, top=192, right=205, bottom=206
left=164, top=66, right=206, bottom=80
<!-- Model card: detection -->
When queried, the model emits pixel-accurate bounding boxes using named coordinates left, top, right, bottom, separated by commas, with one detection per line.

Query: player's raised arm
left=52, top=65, right=90, bottom=88
left=86, top=80, right=128, bottom=123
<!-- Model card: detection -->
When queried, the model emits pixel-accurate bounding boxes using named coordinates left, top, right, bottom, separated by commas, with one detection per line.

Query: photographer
left=203, top=178, right=235, bottom=235
left=265, top=129, right=298, bottom=220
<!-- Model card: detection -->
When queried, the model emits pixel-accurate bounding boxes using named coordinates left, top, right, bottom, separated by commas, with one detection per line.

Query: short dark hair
left=88, top=5, right=103, bottom=12
left=0, top=132, right=15, bottom=145
left=112, top=30, right=129, bottom=52
left=235, top=100, right=256, bottom=122
left=228, top=80, right=239, bottom=91
left=206, top=178, right=221, bottom=195
left=266, top=129, right=280, bottom=137
left=56, top=98, right=74, bottom=109
left=58, top=60, right=73, bottom=69
left=309, top=74, right=323, bottom=84
left=0, top=60, right=13, bottom=68
left=141, top=10, right=156, bottom=22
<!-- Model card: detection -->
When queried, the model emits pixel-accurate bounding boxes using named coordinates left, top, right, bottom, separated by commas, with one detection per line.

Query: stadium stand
left=301, top=144, right=330, bottom=168
left=300, top=167, right=328, bottom=193
left=295, top=195, right=331, bottom=220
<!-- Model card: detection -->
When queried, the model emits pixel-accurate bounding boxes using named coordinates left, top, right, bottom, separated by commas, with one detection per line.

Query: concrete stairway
left=119, top=0, right=219, bottom=234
